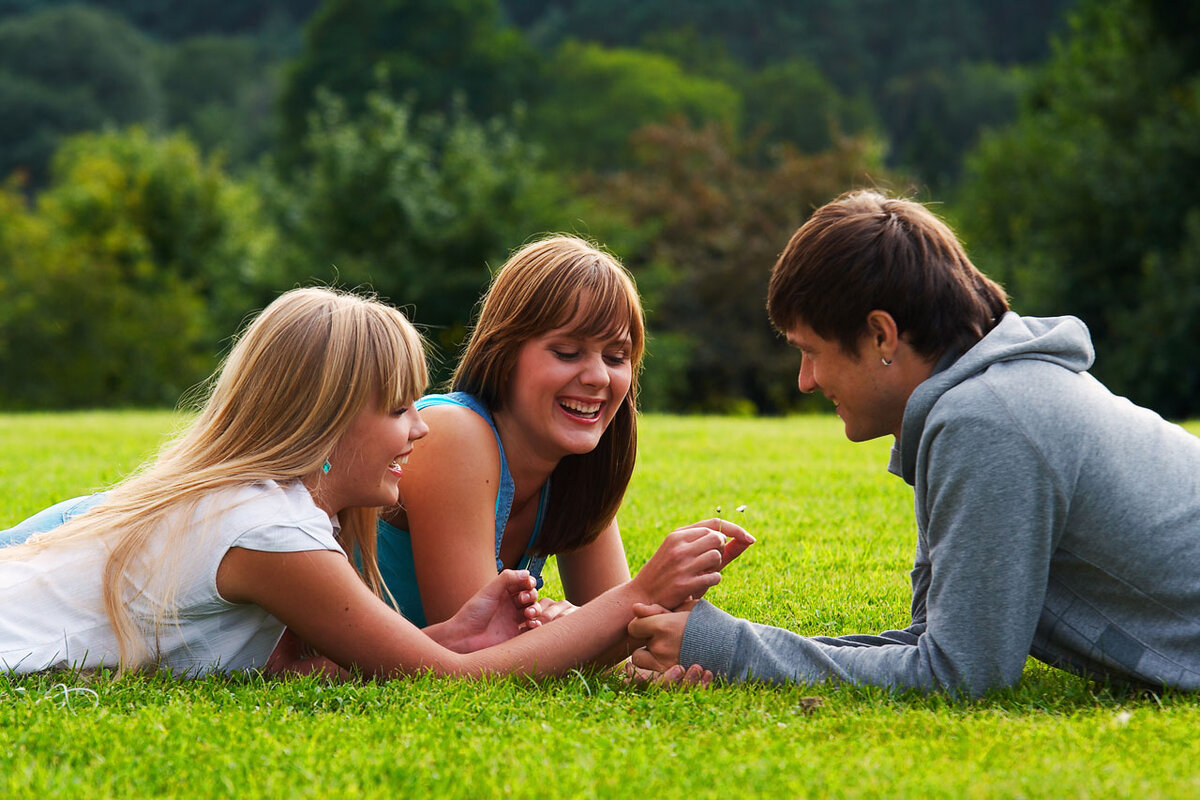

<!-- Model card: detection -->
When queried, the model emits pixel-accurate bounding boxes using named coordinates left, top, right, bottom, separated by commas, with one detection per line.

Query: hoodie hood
left=895, top=312, right=1095, bottom=484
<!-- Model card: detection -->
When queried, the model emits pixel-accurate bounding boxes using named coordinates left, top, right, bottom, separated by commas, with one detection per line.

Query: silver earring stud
left=881, top=357, right=893, bottom=366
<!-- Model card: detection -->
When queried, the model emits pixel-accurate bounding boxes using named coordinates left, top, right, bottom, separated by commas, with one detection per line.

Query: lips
left=388, top=452, right=411, bottom=475
left=559, top=398, right=602, bottom=420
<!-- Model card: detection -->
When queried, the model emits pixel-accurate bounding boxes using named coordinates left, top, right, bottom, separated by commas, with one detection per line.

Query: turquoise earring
left=322, top=459, right=332, bottom=474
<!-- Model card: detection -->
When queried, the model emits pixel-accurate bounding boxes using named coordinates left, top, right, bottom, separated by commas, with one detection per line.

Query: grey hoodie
left=680, top=313, right=1200, bottom=695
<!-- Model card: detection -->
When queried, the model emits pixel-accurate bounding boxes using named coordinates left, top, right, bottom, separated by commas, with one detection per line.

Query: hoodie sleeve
left=679, top=397, right=1064, bottom=696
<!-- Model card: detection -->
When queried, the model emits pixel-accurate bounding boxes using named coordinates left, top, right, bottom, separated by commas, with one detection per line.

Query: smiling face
left=501, top=321, right=634, bottom=462
left=314, top=399, right=430, bottom=514
left=787, top=320, right=909, bottom=443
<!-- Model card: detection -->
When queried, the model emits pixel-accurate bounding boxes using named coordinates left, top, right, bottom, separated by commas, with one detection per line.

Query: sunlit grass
left=3, top=411, right=1200, bottom=799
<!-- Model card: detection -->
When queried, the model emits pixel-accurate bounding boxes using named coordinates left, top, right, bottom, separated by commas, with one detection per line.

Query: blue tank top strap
left=416, top=392, right=547, bottom=588
left=517, top=479, right=551, bottom=577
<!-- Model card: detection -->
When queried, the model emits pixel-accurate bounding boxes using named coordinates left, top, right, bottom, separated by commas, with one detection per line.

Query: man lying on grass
left=628, top=189, right=1200, bottom=696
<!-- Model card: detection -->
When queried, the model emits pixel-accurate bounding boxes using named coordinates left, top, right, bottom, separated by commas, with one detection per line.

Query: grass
left=3, top=411, right=1200, bottom=799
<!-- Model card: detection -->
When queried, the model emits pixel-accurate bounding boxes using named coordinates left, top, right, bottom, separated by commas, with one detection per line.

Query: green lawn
left=3, top=411, right=1200, bottom=799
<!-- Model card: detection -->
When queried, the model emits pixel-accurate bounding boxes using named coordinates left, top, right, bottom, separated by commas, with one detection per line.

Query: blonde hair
left=1, top=287, right=428, bottom=669
left=452, top=235, right=645, bottom=554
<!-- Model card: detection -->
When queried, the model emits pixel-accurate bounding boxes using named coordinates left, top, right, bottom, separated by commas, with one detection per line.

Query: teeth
left=560, top=399, right=601, bottom=415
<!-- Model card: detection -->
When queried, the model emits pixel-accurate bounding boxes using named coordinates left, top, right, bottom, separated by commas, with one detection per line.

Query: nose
left=797, top=355, right=817, bottom=394
left=579, top=352, right=611, bottom=388
left=410, top=408, right=430, bottom=441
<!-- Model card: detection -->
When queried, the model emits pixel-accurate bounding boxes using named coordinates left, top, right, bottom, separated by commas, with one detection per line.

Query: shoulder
left=398, top=402, right=503, bottom=505
left=208, top=481, right=343, bottom=555
left=931, top=358, right=1088, bottom=429
left=414, top=399, right=500, bottom=460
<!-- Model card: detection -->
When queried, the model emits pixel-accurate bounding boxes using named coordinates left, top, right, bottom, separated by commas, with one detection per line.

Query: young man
left=628, top=189, right=1200, bottom=696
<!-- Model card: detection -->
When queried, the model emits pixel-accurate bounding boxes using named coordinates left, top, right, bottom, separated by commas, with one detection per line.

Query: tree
left=0, top=128, right=275, bottom=408
left=589, top=120, right=891, bottom=413
left=265, top=89, right=590, bottom=376
left=0, top=0, right=323, bottom=40
left=959, top=0, right=1200, bottom=417
left=741, top=57, right=877, bottom=158
left=527, top=41, right=741, bottom=172
left=0, top=5, right=162, bottom=186
left=277, top=0, right=538, bottom=171
left=158, top=35, right=280, bottom=168
left=880, top=62, right=1027, bottom=193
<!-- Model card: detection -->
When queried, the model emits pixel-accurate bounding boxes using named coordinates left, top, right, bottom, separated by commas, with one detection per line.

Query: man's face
left=786, top=321, right=907, bottom=442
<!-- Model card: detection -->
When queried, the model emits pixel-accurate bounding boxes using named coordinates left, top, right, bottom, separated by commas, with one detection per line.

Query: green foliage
left=0, top=4, right=162, bottom=186
left=881, top=62, right=1028, bottom=193
left=0, top=0, right=323, bottom=40
left=277, top=0, right=538, bottom=171
left=588, top=120, right=891, bottom=413
left=740, top=57, right=878, bottom=157
left=264, top=89, right=586, bottom=374
left=0, top=128, right=275, bottom=409
left=504, top=0, right=1077, bottom=191
left=158, top=35, right=281, bottom=168
left=527, top=41, right=741, bottom=171
left=4, top=411, right=1200, bottom=798
left=959, top=0, right=1200, bottom=417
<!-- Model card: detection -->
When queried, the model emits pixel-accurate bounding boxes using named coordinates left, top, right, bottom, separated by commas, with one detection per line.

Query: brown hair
left=768, top=190, right=1009, bottom=359
left=452, top=235, right=645, bottom=555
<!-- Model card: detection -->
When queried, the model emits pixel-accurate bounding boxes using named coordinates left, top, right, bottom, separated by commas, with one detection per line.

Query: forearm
left=452, top=583, right=642, bottom=678
left=680, top=599, right=1017, bottom=696
left=421, top=618, right=466, bottom=652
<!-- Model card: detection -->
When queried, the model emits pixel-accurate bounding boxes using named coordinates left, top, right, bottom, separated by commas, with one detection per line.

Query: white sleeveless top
left=0, top=480, right=343, bottom=676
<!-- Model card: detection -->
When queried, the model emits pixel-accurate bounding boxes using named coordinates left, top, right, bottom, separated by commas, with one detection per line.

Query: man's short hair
left=767, top=190, right=1009, bottom=359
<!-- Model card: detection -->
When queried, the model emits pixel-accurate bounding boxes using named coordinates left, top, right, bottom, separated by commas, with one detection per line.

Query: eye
left=391, top=406, right=410, bottom=417
left=552, top=349, right=581, bottom=361
left=603, top=352, right=629, bottom=366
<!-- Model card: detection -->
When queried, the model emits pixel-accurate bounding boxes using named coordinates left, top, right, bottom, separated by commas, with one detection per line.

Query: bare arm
left=557, top=519, right=631, bottom=605
left=219, top=523, right=732, bottom=679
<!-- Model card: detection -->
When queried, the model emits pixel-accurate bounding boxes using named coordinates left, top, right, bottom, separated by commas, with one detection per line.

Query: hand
left=623, top=661, right=713, bottom=689
left=531, top=598, right=579, bottom=625
left=627, top=601, right=691, bottom=670
left=631, top=522, right=744, bottom=609
left=438, top=569, right=541, bottom=653
left=679, top=517, right=756, bottom=568
left=264, top=627, right=351, bottom=679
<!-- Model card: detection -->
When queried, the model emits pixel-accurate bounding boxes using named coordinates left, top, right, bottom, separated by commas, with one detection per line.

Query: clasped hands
left=625, top=516, right=755, bottom=688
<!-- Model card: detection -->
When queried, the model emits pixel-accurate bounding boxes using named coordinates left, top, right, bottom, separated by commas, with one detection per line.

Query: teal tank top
left=377, top=392, right=550, bottom=627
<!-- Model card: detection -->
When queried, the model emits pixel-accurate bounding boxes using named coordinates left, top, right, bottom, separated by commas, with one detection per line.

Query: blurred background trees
left=1, top=0, right=1197, bottom=417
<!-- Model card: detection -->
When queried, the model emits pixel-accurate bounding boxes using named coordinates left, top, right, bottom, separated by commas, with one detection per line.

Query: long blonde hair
left=452, top=235, right=645, bottom=554
left=2, top=287, right=428, bottom=669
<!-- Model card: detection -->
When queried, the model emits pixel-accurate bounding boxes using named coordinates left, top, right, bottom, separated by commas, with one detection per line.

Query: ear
left=864, top=310, right=900, bottom=361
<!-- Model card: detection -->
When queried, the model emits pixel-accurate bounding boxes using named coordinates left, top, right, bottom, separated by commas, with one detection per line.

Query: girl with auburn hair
left=378, top=235, right=693, bottom=640
left=0, top=287, right=740, bottom=678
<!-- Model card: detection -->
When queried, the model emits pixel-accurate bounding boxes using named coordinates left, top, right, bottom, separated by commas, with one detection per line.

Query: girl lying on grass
left=379, top=237, right=731, bottom=648
left=0, top=287, right=747, bottom=679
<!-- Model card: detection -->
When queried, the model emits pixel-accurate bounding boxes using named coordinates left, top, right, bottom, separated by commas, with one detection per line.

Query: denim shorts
left=0, top=493, right=107, bottom=547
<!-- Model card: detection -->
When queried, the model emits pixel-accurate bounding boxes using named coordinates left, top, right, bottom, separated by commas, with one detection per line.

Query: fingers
left=631, top=602, right=671, bottom=619
left=673, top=519, right=754, bottom=543
left=716, top=520, right=755, bottom=546
left=722, top=537, right=752, bottom=568
left=500, top=568, right=537, bottom=593
left=627, top=613, right=663, bottom=641
left=622, top=660, right=713, bottom=689
left=671, top=521, right=755, bottom=563
left=533, top=599, right=578, bottom=624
